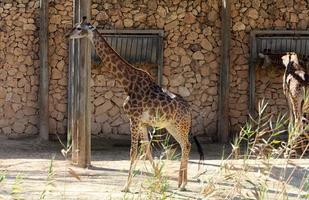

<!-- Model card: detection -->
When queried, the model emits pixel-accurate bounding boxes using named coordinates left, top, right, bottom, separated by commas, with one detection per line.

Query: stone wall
left=48, top=1, right=72, bottom=135
left=0, top=1, right=40, bottom=136
left=1, top=0, right=308, bottom=139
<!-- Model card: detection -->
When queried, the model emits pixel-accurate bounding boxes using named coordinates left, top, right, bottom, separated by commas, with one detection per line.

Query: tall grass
left=201, top=100, right=308, bottom=199
left=131, top=128, right=178, bottom=199
left=0, top=171, right=6, bottom=183
left=11, top=174, right=23, bottom=200
left=39, top=156, right=56, bottom=200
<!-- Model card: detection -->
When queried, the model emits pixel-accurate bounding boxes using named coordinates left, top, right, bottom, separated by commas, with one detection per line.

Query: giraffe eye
left=77, top=27, right=82, bottom=31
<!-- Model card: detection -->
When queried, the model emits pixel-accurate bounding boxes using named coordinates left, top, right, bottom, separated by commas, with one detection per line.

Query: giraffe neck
left=92, top=29, right=137, bottom=92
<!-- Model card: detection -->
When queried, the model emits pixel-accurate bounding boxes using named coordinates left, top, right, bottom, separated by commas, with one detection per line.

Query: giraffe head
left=68, top=16, right=96, bottom=41
left=282, top=52, right=299, bottom=67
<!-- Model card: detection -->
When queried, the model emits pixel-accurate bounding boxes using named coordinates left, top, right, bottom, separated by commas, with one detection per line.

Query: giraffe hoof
left=178, top=187, right=186, bottom=191
left=121, top=186, right=130, bottom=193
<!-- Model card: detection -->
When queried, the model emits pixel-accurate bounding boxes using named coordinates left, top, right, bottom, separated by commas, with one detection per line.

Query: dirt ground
left=0, top=135, right=308, bottom=200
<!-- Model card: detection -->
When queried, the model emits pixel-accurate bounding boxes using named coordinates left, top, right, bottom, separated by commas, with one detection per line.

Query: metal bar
left=39, top=0, right=49, bottom=140
left=251, top=30, right=309, bottom=36
left=111, top=37, right=115, bottom=50
left=305, top=41, right=309, bottom=55
left=136, top=37, right=141, bottom=63
left=140, top=38, right=144, bottom=63
left=157, top=36, right=164, bottom=86
left=149, top=38, right=156, bottom=62
left=249, top=32, right=256, bottom=117
left=119, top=37, right=124, bottom=57
left=130, top=37, right=136, bottom=62
left=67, top=39, right=73, bottom=147
left=276, top=38, right=279, bottom=52
left=71, top=0, right=80, bottom=164
left=96, top=29, right=164, bottom=36
left=115, top=37, right=119, bottom=52
left=217, top=0, right=230, bottom=143
left=127, top=38, right=133, bottom=62
left=123, top=37, right=129, bottom=60
left=299, top=39, right=305, bottom=55
left=144, top=37, right=149, bottom=61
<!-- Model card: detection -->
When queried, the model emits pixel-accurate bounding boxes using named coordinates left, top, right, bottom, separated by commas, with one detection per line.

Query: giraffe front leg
left=292, top=97, right=303, bottom=132
left=287, top=95, right=294, bottom=128
left=122, top=121, right=140, bottom=193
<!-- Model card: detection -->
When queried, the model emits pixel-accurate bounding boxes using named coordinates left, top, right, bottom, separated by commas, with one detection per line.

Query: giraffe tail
left=192, top=136, right=204, bottom=170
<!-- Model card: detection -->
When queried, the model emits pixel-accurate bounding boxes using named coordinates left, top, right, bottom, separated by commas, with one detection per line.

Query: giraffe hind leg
left=139, top=126, right=157, bottom=171
left=166, top=124, right=191, bottom=191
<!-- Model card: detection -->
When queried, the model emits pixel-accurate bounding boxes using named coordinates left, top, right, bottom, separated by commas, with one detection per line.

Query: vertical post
left=217, top=0, right=230, bottom=143
left=69, top=0, right=91, bottom=167
left=249, top=32, right=256, bottom=116
left=39, top=0, right=49, bottom=140
left=157, top=31, right=164, bottom=86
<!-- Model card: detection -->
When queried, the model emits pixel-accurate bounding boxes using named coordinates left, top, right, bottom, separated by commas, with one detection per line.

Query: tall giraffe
left=68, top=17, right=203, bottom=192
left=282, top=52, right=309, bottom=129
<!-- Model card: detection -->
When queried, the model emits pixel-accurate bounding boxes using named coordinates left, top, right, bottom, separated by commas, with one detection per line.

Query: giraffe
left=68, top=17, right=204, bottom=192
left=282, top=52, right=309, bottom=130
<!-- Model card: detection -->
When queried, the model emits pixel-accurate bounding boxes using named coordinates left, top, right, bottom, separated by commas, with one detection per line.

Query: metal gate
left=249, top=30, right=309, bottom=114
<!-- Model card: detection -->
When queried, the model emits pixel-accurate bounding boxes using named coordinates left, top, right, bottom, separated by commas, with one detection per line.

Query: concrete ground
left=0, top=135, right=308, bottom=199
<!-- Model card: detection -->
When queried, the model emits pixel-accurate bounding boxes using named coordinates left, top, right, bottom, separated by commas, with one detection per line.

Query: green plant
left=11, top=174, right=23, bottom=200
left=0, top=171, right=6, bottom=183
left=39, top=155, right=56, bottom=200
left=200, top=99, right=308, bottom=199
left=141, top=158, right=171, bottom=200
left=132, top=127, right=176, bottom=199
left=302, top=174, right=309, bottom=198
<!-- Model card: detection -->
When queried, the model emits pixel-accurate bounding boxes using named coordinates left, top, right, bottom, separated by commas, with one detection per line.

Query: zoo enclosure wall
left=1, top=0, right=309, bottom=140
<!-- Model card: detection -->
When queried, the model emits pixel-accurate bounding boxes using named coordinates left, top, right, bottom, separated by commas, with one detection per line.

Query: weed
left=0, top=171, right=6, bottom=183
left=39, top=156, right=56, bottom=200
left=11, top=174, right=23, bottom=200
left=200, top=99, right=308, bottom=199
left=302, top=174, right=309, bottom=198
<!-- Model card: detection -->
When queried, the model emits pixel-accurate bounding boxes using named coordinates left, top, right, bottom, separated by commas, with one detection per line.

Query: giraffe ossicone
left=69, top=17, right=204, bottom=192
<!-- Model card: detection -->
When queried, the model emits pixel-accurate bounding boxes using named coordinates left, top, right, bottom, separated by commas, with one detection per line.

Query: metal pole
left=249, top=32, right=256, bottom=116
left=157, top=34, right=164, bottom=86
left=217, top=0, right=230, bottom=143
left=39, top=0, right=49, bottom=140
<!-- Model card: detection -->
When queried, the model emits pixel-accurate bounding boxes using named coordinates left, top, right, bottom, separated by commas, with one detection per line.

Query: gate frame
left=249, top=30, right=309, bottom=116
